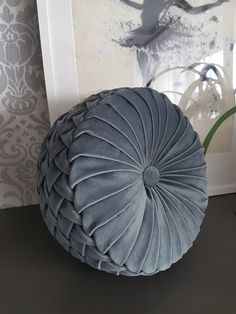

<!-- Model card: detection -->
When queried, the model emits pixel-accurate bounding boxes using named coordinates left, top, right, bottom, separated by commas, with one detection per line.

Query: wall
left=0, top=0, right=49, bottom=209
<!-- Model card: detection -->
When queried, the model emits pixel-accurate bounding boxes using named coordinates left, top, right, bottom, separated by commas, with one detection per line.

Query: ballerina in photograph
left=119, top=0, right=229, bottom=83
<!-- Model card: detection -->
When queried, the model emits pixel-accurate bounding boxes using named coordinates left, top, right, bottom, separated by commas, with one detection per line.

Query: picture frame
left=36, top=0, right=79, bottom=124
left=36, top=0, right=236, bottom=196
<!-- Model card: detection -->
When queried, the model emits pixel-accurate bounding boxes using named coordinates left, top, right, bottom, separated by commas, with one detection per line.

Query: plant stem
left=203, top=106, right=236, bottom=155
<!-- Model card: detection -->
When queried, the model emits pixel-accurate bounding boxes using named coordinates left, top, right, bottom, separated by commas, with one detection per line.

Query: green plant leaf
left=203, top=106, right=236, bottom=155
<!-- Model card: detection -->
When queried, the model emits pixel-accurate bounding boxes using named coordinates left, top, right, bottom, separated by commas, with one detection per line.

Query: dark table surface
left=0, top=194, right=236, bottom=314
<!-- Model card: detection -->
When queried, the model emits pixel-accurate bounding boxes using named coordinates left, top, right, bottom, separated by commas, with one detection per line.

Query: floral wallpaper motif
left=0, top=0, right=49, bottom=209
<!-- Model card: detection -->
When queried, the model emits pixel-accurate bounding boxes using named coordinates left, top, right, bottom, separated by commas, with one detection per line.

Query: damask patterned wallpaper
left=0, top=0, right=49, bottom=209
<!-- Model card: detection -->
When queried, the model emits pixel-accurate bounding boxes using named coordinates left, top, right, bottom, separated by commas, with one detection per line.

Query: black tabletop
left=0, top=194, right=236, bottom=314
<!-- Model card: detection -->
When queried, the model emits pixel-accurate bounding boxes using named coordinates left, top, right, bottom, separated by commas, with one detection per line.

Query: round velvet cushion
left=38, top=87, right=208, bottom=276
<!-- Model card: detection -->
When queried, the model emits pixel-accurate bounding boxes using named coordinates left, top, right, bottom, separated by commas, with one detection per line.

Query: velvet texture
left=38, top=87, right=208, bottom=276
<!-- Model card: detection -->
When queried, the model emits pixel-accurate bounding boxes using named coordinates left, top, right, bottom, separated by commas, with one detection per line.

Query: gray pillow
left=38, top=87, right=208, bottom=276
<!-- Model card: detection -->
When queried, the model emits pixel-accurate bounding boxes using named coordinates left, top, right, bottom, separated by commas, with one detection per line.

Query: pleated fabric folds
left=38, top=87, right=208, bottom=276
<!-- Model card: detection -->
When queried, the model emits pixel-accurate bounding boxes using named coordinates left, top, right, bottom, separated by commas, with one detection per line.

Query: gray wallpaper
left=0, top=0, right=49, bottom=209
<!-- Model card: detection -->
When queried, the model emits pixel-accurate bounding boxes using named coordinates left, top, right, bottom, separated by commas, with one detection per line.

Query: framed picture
left=37, top=0, right=236, bottom=196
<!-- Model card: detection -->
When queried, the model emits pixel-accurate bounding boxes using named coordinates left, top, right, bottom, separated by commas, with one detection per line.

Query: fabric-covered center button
left=143, top=166, right=160, bottom=187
